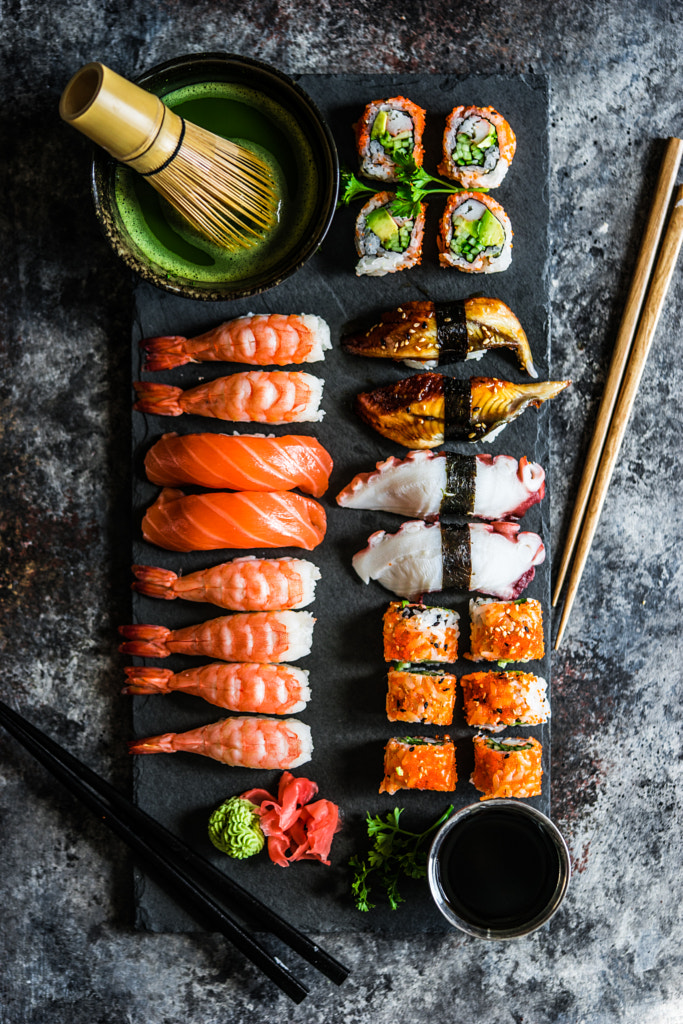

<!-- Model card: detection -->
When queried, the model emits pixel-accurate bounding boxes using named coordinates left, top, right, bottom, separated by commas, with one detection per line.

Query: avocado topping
left=453, top=124, right=497, bottom=166
left=366, top=206, right=412, bottom=253
left=449, top=206, right=504, bottom=262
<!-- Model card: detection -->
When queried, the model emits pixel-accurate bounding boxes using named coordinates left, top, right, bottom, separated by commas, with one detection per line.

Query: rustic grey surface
left=1, top=1, right=682, bottom=1022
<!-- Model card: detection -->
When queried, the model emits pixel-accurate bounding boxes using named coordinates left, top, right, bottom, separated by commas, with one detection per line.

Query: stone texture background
left=1, top=1, right=682, bottom=1022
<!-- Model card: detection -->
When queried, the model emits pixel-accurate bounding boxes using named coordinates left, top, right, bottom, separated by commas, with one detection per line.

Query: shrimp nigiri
left=133, top=371, right=324, bottom=425
left=131, top=557, right=320, bottom=611
left=144, top=433, right=333, bottom=496
left=141, top=313, right=331, bottom=370
left=123, top=663, right=311, bottom=714
left=128, top=716, right=313, bottom=769
left=142, top=488, right=327, bottom=553
left=118, top=610, right=315, bottom=663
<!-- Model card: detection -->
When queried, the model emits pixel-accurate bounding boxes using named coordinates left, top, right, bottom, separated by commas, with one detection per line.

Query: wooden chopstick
left=554, top=184, right=683, bottom=649
left=552, top=137, right=683, bottom=607
left=0, top=698, right=349, bottom=1000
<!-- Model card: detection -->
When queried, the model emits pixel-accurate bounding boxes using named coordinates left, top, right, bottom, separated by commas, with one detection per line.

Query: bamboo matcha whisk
left=59, top=62, right=278, bottom=251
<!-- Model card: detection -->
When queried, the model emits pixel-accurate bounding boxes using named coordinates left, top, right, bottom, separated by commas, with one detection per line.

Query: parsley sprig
left=349, top=805, right=454, bottom=912
left=338, top=155, right=487, bottom=221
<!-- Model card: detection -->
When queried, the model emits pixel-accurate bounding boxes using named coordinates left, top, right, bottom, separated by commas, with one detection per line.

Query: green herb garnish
left=337, top=170, right=377, bottom=206
left=337, top=158, right=486, bottom=222
left=349, top=805, right=454, bottom=911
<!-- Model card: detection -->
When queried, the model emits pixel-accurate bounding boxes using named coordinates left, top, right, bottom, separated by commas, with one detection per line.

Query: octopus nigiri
left=337, top=451, right=545, bottom=521
left=133, top=371, right=324, bottom=425
left=118, top=610, right=315, bottom=663
left=123, top=663, right=311, bottom=715
left=140, top=313, right=331, bottom=370
left=355, top=373, right=570, bottom=448
left=144, top=432, right=333, bottom=496
left=142, top=488, right=326, bottom=553
left=128, top=716, right=312, bottom=770
left=342, top=298, right=536, bottom=376
left=352, top=519, right=545, bottom=600
left=131, top=557, right=320, bottom=611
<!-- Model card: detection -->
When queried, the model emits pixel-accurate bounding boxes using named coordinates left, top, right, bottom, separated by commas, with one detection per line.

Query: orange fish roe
left=380, top=736, right=457, bottom=795
left=383, top=601, right=459, bottom=663
left=465, top=597, right=544, bottom=663
left=461, top=671, right=549, bottom=732
left=386, top=668, right=456, bottom=725
left=471, top=735, right=542, bottom=800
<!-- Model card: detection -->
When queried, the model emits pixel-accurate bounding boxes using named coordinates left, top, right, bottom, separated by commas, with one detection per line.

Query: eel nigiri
left=132, top=556, right=320, bottom=611
left=118, top=610, right=315, bottom=663
left=123, top=663, right=311, bottom=715
left=128, top=716, right=313, bottom=770
left=140, top=313, right=331, bottom=370
left=337, top=451, right=545, bottom=520
left=145, top=433, right=333, bottom=496
left=342, top=297, right=536, bottom=376
left=142, top=488, right=326, bottom=553
left=352, top=519, right=545, bottom=600
left=355, top=373, right=570, bottom=447
left=133, top=371, right=324, bottom=424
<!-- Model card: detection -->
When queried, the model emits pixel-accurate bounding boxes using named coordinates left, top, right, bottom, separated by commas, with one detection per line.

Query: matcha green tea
left=114, top=81, right=319, bottom=283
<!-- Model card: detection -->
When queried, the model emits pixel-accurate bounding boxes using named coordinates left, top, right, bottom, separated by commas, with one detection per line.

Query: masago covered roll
left=355, top=191, right=426, bottom=277
left=438, top=105, right=516, bottom=189
left=386, top=667, right=456, bottom=725
left=354, top=96, right=426, bottom=181
left=438, top=192, right=512, bottom=273
left=383, top=601, right=459, bottom=663
left=466, top=597, right=545, bottom=663
left=471, top=735, right=542, bottom=800
left=461, top=671, right=549, bottom=732
left=380, top=736, right=457, bottom=794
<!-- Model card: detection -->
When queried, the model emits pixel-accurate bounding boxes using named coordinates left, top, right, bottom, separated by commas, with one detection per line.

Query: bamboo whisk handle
left=59, top=62, right=183, bottom=175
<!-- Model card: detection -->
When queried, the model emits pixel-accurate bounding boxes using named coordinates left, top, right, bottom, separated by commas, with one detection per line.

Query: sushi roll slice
left=342, top=297, right=536, bottom=376
left=352, top=520, right=545, bottom=601
left=354, top=97, right=426, bottom=182
left=386, top=666, right=456, bottom=725
left=438, top=193, right=512, bottom=273
left=379, top=736, right=457, bottom=794
left=337, top=452, right=545, bottom=521
left=438, top=106, right=516, bottom=189
left=461, top=671, right=549, bottom=732
left=355, top=373, right=570, bottom=448
left=466, top=597, right=545, bottom=663
left=383, top=601, right=459, bottom=663
left=355, top=192, right=426, bottom=277
left=471, top=734, right=542, bottom=800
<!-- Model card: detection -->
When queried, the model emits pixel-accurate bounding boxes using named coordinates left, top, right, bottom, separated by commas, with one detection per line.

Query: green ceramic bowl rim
left=90, top=52, right=339, bottom=301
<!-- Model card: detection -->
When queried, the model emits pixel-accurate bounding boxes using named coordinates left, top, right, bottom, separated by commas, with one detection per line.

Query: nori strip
left=442, top=453, right=476, bottom=514
left=443, top=378, right=472, bottom=439
left=436, top=300, right=468, bottom=363
left=442, top=524, right=471, bottom=590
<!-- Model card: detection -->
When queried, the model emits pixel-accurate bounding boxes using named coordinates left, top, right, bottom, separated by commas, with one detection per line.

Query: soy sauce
left=437, top=809, right=562, bottom=930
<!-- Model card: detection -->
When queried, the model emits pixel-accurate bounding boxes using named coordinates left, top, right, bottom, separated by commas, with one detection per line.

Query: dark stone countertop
left=1, top=2, right=681, bottom=1022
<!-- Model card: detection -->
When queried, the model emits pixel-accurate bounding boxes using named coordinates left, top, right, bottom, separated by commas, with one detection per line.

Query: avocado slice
left=477, top=209, right=505, bottom=248
left=452, top=215, right=480, bottom=241
left=366, top=207, right=399, bottom=245
left=371, top=110, right=389, bottom=139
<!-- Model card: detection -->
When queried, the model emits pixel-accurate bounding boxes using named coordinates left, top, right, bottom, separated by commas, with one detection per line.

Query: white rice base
left=281, top=718, right=313, bottom=767
left=299, top=314, right=332, bottom=362
left=276, top=610, right=316, bottom=661
left=291, top=373, right=325, bottom=422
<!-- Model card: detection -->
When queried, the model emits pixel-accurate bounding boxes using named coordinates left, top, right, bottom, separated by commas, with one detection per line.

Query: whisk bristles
left=148, top=120, right=279, bottom=251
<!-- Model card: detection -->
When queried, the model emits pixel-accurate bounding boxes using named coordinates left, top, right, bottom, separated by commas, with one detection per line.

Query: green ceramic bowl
left=91, top=53, right=339, bottom=301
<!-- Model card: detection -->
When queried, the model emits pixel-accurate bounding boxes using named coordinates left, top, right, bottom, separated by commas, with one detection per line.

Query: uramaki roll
left=438, top=192, right=512, bottom=273
left=466, top=597, right=545, bottom=663
left=471, top=734, right=542, bottom=800
left=355, top=192, right=426, bottom=277
left=461, top=671, right=549, bottom=732
left=383, top=601, right=459, bottom=663
left=354, top=96, right=426, bottom=181
left=386, top=666, right=456, bottom=725
left=379, top=736, right=457, bottom=794
left=438, top=105, right=516, bottom=189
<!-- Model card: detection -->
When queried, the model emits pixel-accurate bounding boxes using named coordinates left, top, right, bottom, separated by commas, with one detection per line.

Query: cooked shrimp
left=128, top=716, right=313, bottom=769
left=122, top=663, right=311, bottom=714
left=131, top=557, right=320, bottom=611
left=118, top=610, right=315, bottom=663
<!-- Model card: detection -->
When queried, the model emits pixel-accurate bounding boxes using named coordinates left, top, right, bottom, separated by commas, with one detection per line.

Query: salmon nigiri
left=141, top=313, right=331, bottom=370
left=122, top=663, right=311, bottom=714
left=128, top=716, right=313, bottom=769
left=131, top=556, right=320, bottom=611
left=133, top=371, right=324, bottom=424
left=144, top=433, right=333, bottom=496
left=142, top=488, right=326, bottom=552
left=118, top=610, right=315, bottom=663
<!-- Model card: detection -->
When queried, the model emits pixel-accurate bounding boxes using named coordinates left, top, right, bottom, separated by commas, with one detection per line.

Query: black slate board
left=129, top=73, right=551, bottom=933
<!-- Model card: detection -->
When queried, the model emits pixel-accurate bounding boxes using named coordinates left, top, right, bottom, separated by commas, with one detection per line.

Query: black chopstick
left=0, top=699, right=349, bottom=999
